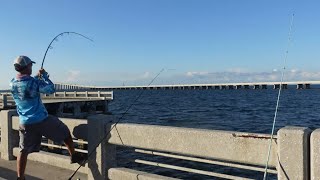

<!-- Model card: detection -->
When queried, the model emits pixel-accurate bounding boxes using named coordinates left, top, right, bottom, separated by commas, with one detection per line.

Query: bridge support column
left=278, top=126, right=311, bottom=180
left=236, top=85, right=242, bottom=89
left=282, top=84, right=288, bottom=89
left=73, top=103, right=82, bottom=118
left=305, top=84, right=311, bottom=89
left=88, top=115, right=117, bottom=180
left=297, top=84, right=304, bottom=89
left=253, top=85, right=260, bottom=89
left=311, top=129, right=320, bottom=179
left=244, top=85, right=250, bottom=89
left=0, top=110, right=19, bottom=160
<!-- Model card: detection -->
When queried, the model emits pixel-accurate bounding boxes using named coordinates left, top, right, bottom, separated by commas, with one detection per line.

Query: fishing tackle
left=68, top=68, right=165, bottom=180
left=41, top=32, right=93, bottom=69
left=41, top=32, right=92, bottom=179
left=263, top=13, right=295, bottom=180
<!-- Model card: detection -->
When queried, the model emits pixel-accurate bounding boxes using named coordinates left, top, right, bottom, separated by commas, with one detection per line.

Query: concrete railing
left=0, top=110, right=89, bottom=174
left=43, top=91, right=113, bottom=99
left=0, top=94, right=15, bottom=109
left=0, top=111, right=315, bottom=179
left=0, top=91, right=113, bottom=110
left=54, top=81, right=319, bottom=90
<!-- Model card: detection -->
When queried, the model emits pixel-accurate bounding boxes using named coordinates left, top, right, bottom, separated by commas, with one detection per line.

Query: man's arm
left=36, top=69, right=55, bottom=94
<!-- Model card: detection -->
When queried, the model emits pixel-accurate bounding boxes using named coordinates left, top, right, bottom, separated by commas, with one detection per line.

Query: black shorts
left=19, top=115, right=70, bottom=153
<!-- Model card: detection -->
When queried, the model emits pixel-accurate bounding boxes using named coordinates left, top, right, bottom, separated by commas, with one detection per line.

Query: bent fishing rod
left=68, top=68, right=165, bottom=180
left=263, top=13, right=295, bottom=180
left=41, top=32, right=93, bottom=69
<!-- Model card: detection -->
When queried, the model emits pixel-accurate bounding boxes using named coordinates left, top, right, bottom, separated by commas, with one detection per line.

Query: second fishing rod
left=68, top=68, right=165, bottom=180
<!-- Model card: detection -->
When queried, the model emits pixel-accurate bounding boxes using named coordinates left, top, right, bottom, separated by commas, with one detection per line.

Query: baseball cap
left=14, top=56, right=36, bottom=67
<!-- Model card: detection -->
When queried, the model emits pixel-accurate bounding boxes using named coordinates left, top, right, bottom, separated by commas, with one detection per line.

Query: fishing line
left=142, top=69, right=181, bottom=121
left=68, top=68, right=165, bottom=180
left=263, top=13, right=295, bottom=180
left=113, top=68, right=177, bottom=118
left=118, top=68, right=181, bottom=122
left=41, top=32, right=93, bottom=69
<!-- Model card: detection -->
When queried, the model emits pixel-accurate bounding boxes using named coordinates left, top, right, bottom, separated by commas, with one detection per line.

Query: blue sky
left=1, top=1, right=320, bottom=89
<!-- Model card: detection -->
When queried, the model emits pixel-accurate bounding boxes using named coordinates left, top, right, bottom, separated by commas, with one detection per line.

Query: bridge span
left=53, top=81, right=320, bottom=90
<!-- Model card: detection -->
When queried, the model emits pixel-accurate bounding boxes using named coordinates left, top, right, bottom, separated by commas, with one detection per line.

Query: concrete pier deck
left=0, top=153, right=87, bottom=180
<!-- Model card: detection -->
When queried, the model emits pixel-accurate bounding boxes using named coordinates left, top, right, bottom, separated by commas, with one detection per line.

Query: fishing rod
left=41, top=32, right=93, bottom=69
left=68, top=68, right=165, bottom=180
left=263, top=13, right=295, bottom=180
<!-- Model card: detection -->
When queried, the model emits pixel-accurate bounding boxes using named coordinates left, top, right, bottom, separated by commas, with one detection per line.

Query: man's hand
left=37, top=69, right=46, bottom=76
left=37, top=68, right=49, bottom=78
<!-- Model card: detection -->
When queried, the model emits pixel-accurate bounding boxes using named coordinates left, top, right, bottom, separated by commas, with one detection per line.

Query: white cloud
left=186, top=71, right=209, bottom=77
left=141, top=71, right=150, bottom=78
left=66, top=70, right=81, bottom=82
left=226, top=68, right=249, bottom=73
left=42, top=68, right=320, bottom=87
left=298, top=71, right=320, bottom=79
left=290, top=69, right=298, bottom=73
left=178, top=69, right=320, bottom=84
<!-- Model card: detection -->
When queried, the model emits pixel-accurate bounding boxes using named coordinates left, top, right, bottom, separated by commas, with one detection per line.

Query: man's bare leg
left=17, top=151, right=28, bottom=180
left=64, top=134, right=87, bottom=164
left=64, top=134, right=75, bottom=155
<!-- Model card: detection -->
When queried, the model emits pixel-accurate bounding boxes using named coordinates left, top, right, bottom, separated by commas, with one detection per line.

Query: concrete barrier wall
left=88, top=115, right=117, bottom=180
left=1, top=91, right=113, bottom=110
left=43, top=91, right=113, bottom=100
left=0, top=111, right=316, bottom=180
left=108, top=122, right=278, bottom=167
left=311, top=128, right=320, bottom=180
left=278, top=127, right=311, bottom=180
left=11, top=116, right=88, bottom=139
left=0, top=94, right=15, bottom=109
left=1, top=110, right=89, bottom=173
left=0, top=110, right=18, bottom=160
left=108, top=168, right=179, bottom=180
left=12, top=147, right=88, bottom=174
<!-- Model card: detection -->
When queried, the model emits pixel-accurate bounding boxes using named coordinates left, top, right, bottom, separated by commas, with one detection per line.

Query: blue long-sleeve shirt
left=10, top=72, right=55, bottom=125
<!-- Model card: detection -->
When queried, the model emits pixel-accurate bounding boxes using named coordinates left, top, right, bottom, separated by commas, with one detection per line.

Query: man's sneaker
left=70, top=152, right=87, bottom=164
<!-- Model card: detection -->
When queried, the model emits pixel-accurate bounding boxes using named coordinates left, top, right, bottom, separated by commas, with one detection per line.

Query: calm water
left=109, top=89, right=320, bottom=133
left=107, top=89, right=320, bottom=179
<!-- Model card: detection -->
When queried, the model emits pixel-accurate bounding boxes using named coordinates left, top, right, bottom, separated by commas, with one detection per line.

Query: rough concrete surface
left=311, top=128, right=320, bottom=180
left=0, top=153, right=87, bottom=180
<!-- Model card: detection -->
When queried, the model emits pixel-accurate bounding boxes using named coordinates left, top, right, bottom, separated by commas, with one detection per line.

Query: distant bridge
left=54, top=81, right=320, bottom=90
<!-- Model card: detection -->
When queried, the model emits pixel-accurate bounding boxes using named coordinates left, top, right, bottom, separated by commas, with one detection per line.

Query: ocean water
left=109, top=89, right=320, bottom=133
left=107, top=89, right=320, bottom=179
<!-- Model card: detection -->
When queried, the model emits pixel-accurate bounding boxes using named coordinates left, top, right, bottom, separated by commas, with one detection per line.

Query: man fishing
left=10, top=55, right=86, bottom=180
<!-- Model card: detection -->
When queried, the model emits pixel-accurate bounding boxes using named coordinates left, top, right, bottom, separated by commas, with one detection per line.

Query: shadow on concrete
left=87, top=119, right=114, bottom=180
left=0, top=167, right=41, bottom=180
left=72, top=124, right=88, bottom=141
